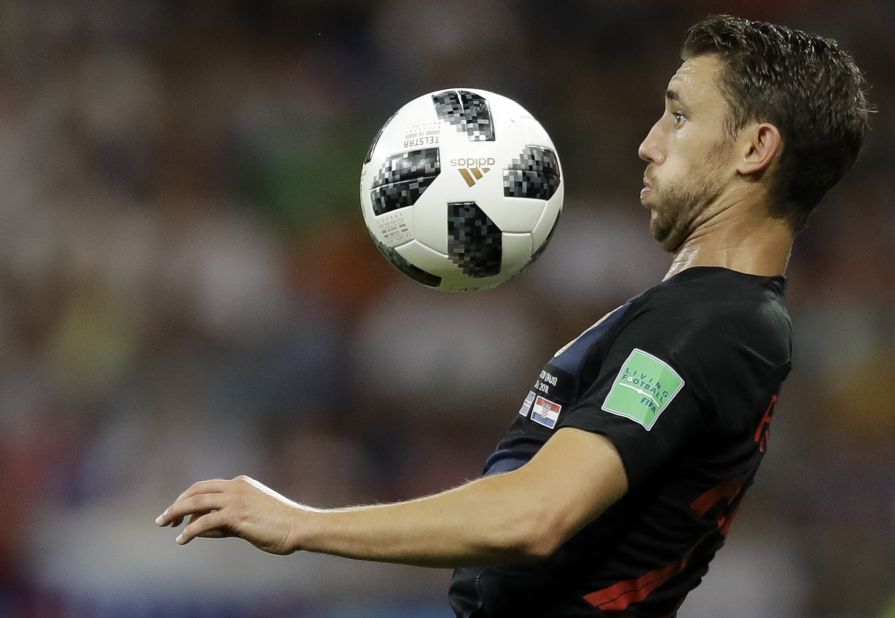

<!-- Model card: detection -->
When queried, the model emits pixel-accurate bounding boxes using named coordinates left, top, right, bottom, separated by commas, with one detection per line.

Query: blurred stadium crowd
left=0, top=1, right=892, bottom=617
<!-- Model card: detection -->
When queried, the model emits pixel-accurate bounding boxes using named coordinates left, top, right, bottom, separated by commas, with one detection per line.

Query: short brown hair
left=682, top=15, right=871, bottom=231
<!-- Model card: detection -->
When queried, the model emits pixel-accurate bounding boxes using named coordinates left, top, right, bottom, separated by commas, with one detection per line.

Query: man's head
left=638, top=14, right=871, bottom=251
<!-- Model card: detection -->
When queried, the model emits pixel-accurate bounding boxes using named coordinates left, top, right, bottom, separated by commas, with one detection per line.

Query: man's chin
left=648, top=217, right=663, bottom=242
left=649, top=217, right=682, bottom=254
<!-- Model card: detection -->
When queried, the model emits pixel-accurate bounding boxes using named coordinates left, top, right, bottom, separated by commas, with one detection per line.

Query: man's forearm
left=157, top=429, right=628, bottom=564
left=294, top=468, right=556, bottom=567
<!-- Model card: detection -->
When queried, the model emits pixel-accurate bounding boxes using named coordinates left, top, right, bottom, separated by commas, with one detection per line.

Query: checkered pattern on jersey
left=370, top=148, right=441, bottom=215
left=432, top=90, right=495, bottom=142
left=503, top=146, right=561, bottom=200
left=447, top=201, right=501, bottom=277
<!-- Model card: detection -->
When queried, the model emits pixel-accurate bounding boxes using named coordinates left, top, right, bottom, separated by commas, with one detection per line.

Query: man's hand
left=155, top=475, right=305, bottom=555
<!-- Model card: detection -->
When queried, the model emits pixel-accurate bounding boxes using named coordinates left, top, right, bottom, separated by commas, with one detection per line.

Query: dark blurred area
left=0, top=1, right=892, bottom=617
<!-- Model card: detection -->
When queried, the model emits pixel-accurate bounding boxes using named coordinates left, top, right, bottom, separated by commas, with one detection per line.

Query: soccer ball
left=360, top=88, right=563, bottom=292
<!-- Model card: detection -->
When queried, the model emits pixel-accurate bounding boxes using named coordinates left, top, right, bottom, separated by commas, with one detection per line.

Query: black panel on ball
left=370, top=148, right=441, bottom=215
left=432, top=90, right=495, bottom=142
left=370, top=236, right=442, bottom=288
left=503, top=146, right=561, bottom=200
left=447, top=202, right=502, bottom=278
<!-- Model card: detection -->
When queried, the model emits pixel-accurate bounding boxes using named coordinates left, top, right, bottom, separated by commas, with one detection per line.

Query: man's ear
left=737, top=122, right=782, bottom=176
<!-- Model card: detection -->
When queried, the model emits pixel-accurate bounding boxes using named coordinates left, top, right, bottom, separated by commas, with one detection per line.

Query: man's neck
left=663, top=203, right=795, bottom=281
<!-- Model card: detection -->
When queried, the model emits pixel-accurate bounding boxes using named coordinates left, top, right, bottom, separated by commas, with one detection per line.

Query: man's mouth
left=640, top=177, right=653, bottom=199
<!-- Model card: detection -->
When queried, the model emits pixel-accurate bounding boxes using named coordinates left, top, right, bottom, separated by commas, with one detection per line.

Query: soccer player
left=156, top=15, right=870, bottom=617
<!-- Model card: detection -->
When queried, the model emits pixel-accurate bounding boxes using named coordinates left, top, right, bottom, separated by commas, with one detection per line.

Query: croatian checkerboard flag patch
left=530, top=396, right=562, bottom=429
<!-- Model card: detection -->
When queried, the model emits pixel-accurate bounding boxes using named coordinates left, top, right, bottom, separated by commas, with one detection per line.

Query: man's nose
left=638, top=121, right=664, bottom=164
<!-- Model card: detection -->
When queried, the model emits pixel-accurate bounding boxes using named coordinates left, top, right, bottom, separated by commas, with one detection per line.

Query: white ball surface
left=360, top=88, right=563, bottom=292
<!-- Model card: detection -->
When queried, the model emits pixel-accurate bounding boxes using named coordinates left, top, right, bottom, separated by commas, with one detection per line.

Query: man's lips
left=641, top=178, right=653, bottom=198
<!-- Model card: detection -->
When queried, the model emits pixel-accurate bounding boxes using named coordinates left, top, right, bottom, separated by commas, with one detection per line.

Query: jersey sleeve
left=556, top=307, right=722, bottom=490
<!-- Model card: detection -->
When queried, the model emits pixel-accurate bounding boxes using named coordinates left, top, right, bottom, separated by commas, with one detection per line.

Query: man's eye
left=672, top=112, right=685, bottom=126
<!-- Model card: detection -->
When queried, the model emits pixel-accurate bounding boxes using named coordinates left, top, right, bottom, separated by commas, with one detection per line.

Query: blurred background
left=0, top=1, right=892, bottom=616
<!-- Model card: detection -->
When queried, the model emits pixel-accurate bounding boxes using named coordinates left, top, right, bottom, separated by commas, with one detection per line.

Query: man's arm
left=155, top=427, right=628, bottom=568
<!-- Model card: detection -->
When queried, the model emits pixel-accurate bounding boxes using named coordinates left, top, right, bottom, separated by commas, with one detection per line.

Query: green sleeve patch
left=600, top=348, right=684, bottom=431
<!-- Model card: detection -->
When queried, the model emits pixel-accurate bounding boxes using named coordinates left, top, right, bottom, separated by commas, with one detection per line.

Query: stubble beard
left=649, top=179, right=721, bottom=253
left=647, top=146, right=729, bottom=254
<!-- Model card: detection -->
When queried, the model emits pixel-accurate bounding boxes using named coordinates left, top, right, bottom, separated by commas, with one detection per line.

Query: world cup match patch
left=530, top=396, right=562, bottom=429
left=601, top=349, right=684, bottom=431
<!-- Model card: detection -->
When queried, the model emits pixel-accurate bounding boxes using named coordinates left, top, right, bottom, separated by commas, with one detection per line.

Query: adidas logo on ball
left=451, top=157, right=496, bottom=187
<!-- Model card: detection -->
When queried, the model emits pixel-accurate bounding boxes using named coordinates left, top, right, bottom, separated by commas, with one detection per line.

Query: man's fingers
left=157, top=493, right=227, bottom=527
left=156, top=479, right=233, bottom=526
left=174, top=479, right=229, bottom=504
left=156, top=478, right=252, bottom=526
left=176, top=510, right=231, bottom=545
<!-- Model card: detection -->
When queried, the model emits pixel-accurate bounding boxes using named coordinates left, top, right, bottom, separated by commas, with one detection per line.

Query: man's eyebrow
left=666, top=89, right=681, bottom=103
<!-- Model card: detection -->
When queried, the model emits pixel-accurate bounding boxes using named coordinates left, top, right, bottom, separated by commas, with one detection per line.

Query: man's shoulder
left=640, top=267, right=787, bottom=319
left=624, top=267, right=791, bottom=356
